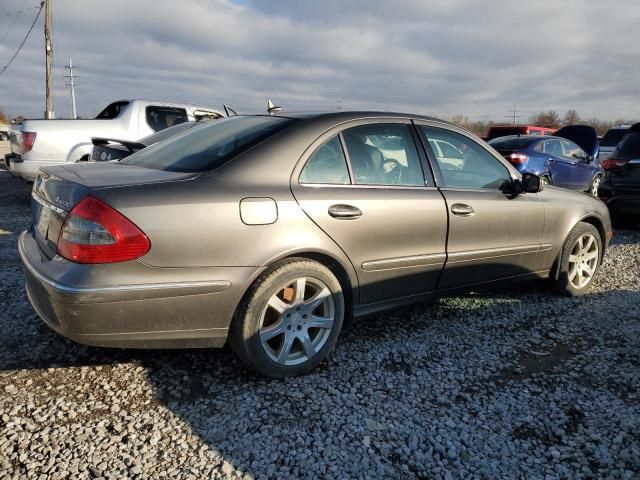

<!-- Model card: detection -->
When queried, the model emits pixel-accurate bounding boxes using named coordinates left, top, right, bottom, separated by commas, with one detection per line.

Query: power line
left=0, top=1, right=44, bottom=76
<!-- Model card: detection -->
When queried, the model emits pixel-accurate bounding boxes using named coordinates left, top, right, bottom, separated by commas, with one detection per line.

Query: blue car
left=488, top=125, right=603, bottom=196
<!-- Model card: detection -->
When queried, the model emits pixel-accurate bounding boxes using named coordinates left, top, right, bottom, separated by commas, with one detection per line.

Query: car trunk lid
left=31, top=163, right=198, bottom=259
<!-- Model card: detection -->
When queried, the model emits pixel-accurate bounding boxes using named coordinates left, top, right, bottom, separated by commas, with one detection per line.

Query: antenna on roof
left=223, top=104, right=238, bottom=116
left=267, top=99, right=282, bottom=115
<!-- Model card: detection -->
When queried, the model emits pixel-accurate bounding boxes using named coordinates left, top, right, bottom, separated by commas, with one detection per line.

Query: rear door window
left=342, top=124, right=427, bottom=186
left=543, top=139, right=563, bottom=156
left=146, top=106, right=188, bottom=131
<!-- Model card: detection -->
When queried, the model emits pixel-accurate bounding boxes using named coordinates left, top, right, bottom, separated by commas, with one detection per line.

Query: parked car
left=598, top=125, right=631, bottom=160
left=20, top=112, right=611, bottom=377
left=90, top=121, right=208, bottom=162
left=598, top=122, right=640, bottom=226
left=488, top=125, right=603, bottom=195
left=485, top=125, right=556, bottom=141
left=6, top=99, right=224, bottom=181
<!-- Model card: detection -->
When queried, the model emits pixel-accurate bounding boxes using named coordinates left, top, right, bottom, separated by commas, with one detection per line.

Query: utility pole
left=64, top=58, right=78, bottom=118
left=505, top=103, right=521, bottom=126
left=44, top=0, right=54, bottom=119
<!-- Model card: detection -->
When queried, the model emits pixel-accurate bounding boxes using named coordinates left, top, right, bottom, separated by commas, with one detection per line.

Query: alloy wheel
left=568, top=233, right=599, bottom=289
left=259, top=277, right=335, bottom=366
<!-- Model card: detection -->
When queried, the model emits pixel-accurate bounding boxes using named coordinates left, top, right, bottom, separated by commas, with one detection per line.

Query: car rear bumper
left=18, top=230, right=261, bottom=349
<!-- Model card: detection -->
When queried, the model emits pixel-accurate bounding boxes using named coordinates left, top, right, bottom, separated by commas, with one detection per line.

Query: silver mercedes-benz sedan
left=19, top=112, right=612, bottom=377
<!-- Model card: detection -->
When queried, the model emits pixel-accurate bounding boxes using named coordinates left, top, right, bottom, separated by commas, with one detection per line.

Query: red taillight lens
left=21, top=131, right=36, bottom=154
left=602, top=158, right=628, bottom=170
left=56, top=196, right=150, bottom=264
left=508, top=153, right=529, bottom=165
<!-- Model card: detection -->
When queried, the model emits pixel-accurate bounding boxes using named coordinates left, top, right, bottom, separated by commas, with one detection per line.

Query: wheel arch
left=551, top=214, right=607, bottom=281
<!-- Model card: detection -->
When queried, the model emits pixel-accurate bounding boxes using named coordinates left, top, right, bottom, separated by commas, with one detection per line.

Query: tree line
left=451, top=110, right=637, bottom=137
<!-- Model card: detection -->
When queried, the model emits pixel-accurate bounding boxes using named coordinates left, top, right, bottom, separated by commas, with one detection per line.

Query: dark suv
left=599, top=122, right=640, bottom=226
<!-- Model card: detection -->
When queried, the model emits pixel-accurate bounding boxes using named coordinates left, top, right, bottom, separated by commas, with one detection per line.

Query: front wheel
left=587, top=175, right=602, bottom=197
left=229, top=258, right=345, bottom=377
left=552, top=222, right=602, bottom=296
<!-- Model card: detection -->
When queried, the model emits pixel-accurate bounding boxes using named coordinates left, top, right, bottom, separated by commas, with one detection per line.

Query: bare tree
left=0, top=110, right=9, bottom=125
left=529, top=110, right=561, bottom=129
left=563, top=109, right=581, bottom=126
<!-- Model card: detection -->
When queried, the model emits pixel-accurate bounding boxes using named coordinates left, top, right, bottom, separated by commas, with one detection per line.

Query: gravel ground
left=0, top=169, right=639, bottom=479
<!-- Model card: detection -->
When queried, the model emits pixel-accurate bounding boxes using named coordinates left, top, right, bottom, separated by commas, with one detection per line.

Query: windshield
left=121, top=116, right=297, bottom=172
left=489, top=136, right=537, bottom=150
left=601, top=128, right=629, bottom=147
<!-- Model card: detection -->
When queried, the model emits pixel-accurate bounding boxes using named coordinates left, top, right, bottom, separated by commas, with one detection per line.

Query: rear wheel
left=587, top=175, right=601, bottom=197
left=552, top=222, right=602, bottom=296
left=229, top=258, right=345, bottom=377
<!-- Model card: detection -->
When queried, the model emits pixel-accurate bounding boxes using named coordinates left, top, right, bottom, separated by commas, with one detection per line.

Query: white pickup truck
left=6, top=99, right=225, bottom=181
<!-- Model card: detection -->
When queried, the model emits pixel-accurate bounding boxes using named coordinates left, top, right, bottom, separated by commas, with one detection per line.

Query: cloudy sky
left=0, top=0, right=638, bottom=121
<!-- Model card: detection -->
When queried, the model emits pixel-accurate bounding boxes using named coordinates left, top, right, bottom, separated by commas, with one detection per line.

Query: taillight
left=602, top=158, right=628, bottom=170
left=21, top=131, right=37, bottom=154
left=508, top=153, right=529, bottom=165
left=56, top=196, right=150, bottom=264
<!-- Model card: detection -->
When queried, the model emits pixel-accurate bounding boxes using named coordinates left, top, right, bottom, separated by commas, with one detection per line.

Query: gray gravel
left=0, top=169, right=639, bottom=479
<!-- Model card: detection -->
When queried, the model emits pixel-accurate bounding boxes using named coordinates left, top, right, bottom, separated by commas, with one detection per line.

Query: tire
left=553, top=222, right=602, bottom=296
left=587, top=175, right=602, bottom=197
left=229, top=258, right=345, bottom=377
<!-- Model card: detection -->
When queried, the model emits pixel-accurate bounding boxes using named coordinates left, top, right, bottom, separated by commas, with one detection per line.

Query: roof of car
left=248, top=110, right=457, bottom=126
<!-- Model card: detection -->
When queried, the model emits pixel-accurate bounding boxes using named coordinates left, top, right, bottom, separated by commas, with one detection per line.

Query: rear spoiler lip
left=91, top=137, right=146, bottom=153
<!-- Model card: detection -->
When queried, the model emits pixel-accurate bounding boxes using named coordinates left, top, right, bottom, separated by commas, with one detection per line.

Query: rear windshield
left=488, top=136, right=537, bottom=150
left=121, top=116, right=297, bottom=172
left=139, top=121, right=202, bottom=145
left=616, top=131, right=640, bottom=155
left=601, top=128, right=629, bottom=147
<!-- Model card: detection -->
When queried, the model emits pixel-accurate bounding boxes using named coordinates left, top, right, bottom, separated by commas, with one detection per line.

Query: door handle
left=451, top=203, right=475, bottom=216
left=547, top=158, right=555, bottom=163
left=328, top=204, right=362, bottom=219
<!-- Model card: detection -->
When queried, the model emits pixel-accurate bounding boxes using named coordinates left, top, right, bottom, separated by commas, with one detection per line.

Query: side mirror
left=522, top=173, right=543, bottom=193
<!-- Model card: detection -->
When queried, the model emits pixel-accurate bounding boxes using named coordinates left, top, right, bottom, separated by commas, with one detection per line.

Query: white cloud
left=0, top=0, right=637, bottom=121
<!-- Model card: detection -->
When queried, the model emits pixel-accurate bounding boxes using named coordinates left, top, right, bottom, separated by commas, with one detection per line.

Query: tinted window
left=122, top=116, right=296, bottom=172
left=489, top=136, right=537, bottom=150
left=616, top=131, right=640, bottom=155
left=342, top=124, right=426, bottom=186
left=139, top=121, right=202, bottom=145
left=95, top=101, right=129, bottom=119
left=600, top=128, right=629, bottom=147
left=146, top=106, right=188, bottom=131
left=299, top=136, right=350, bottom=184
left=421, top=126, right=511, bottom=190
